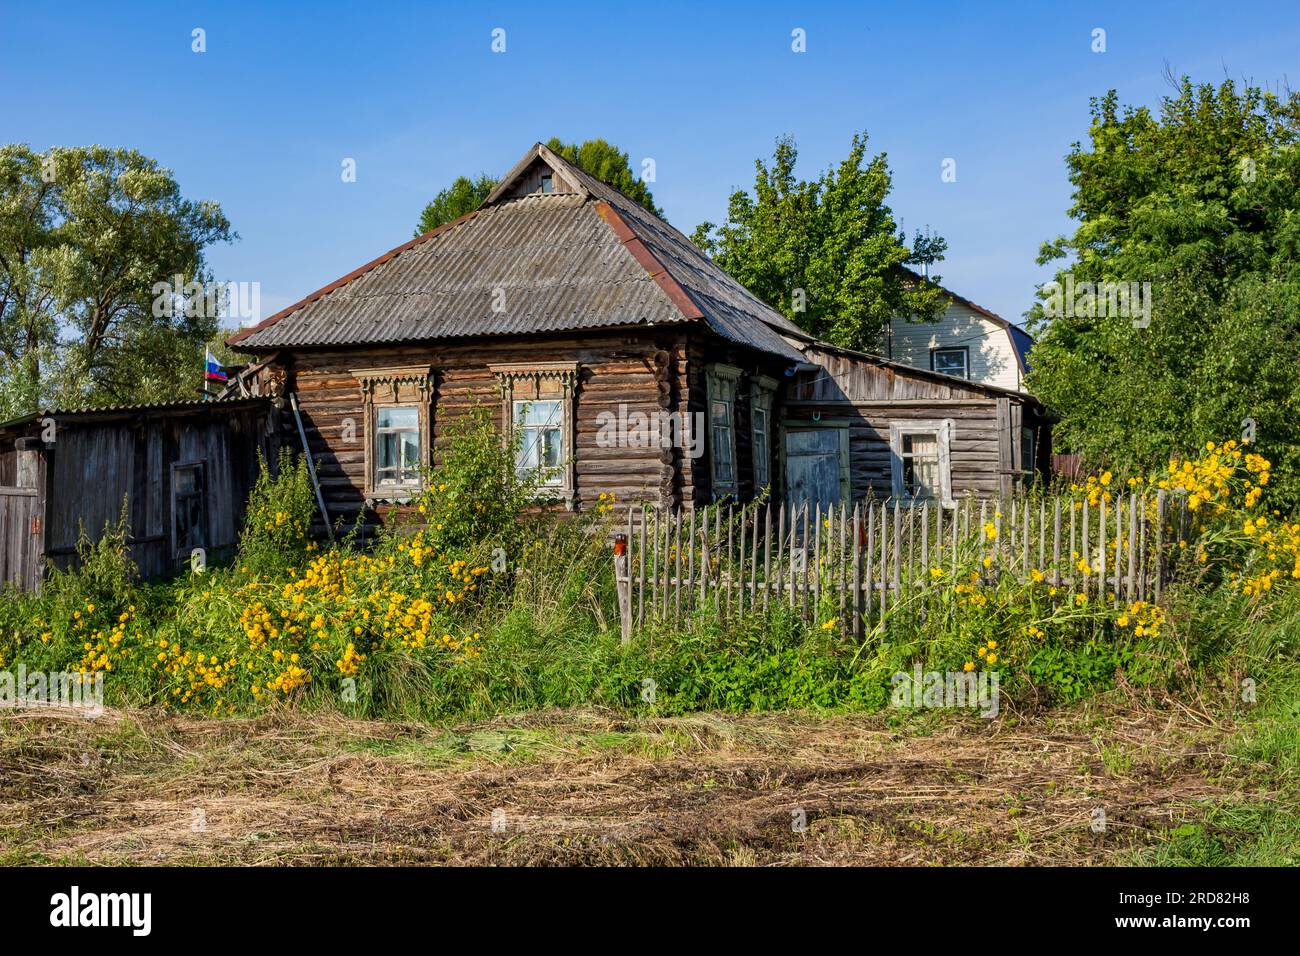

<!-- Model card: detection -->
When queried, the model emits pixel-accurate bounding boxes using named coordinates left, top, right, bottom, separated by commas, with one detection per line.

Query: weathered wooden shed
left=0, top=397, right=274, bottom=590
left=782, top=342, right=1050, bottom=508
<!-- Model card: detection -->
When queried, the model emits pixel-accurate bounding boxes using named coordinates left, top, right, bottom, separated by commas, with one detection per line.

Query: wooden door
left=784, top=426, right=848, bottom=509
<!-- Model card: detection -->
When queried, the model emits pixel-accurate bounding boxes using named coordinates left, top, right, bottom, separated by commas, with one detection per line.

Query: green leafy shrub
left=238, top=448, right=317, bottom=576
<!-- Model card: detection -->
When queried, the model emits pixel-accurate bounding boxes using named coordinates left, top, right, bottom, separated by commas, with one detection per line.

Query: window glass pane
left=713, top=422, right=734, bottom=482
left=932, top=350, right=967, bottom=378
left=400, top=431, right=420, bottom=468
left=516, top=400, right=561, bottom=428
left=710, top=400, right=730, bottom=424
left=753, top=408, right=770, bottom=486
left=175, top=468, right=198, bottom=494
left=378, top=406, right=418, bottom=430
left=378, top=432, right=399, bottom=470
left=901, top=432, right=940, bottom=497
left=541, top=428, right=562, bottom=469
left=517, top=429, right=540, bottom=476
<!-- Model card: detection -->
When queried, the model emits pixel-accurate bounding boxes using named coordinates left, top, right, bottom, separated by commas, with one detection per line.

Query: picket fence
left=611, top=491, right=1188, bottom=642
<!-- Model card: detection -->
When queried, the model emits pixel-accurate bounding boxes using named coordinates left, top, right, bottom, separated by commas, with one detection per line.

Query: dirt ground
left=0, top=698, right=1247, bottom=865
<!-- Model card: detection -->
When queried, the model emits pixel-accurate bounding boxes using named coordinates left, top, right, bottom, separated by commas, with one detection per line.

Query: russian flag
left=205, top=349, right=228, bottom=384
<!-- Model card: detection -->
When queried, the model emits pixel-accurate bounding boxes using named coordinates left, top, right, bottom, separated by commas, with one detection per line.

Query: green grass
left=1127, top=593, right=1300, bottom=865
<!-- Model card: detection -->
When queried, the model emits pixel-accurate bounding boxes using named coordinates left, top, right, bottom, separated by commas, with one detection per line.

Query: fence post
left=614, top=531, right=632, bottom=644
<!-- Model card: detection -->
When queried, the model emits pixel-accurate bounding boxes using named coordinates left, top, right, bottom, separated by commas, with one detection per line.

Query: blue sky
left=2, top=0, right=1296, bottom=327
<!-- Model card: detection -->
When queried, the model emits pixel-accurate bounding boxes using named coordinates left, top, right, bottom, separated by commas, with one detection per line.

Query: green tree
left=414, top=139, right=660, bottom=234
left=691, top=133, right=947, bottom=351
left=0, top=145, right=233, bottom=417
left=1026, top=78, right=1300, bottom=501
left=414, top=173, right=495, bottom=235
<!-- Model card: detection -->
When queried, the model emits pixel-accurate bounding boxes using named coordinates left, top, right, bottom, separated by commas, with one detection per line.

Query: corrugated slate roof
left=229, top=144, right=810, bottom=363
left=0, top=396, right=269, bottom=432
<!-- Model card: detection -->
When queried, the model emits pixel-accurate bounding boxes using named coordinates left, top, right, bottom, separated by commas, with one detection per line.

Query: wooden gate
left=0, top=487, right=44, bottom=591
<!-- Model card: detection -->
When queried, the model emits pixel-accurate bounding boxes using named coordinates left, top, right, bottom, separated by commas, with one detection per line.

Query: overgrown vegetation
left=0, top=415, right=1295, bottom=744
left=1027, top=77, right=1300, bottom=507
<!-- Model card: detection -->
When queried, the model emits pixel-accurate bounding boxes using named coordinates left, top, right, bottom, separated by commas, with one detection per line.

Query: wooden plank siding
left=0, top=401, right=271, bottom=588
left=784, top=342, right=1045, bottom=502
left=781, top=400, right=1005, bottom=498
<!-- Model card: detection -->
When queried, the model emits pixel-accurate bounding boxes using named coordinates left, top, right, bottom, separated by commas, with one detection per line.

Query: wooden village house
left=225, top=144, right=1049, bottom=531
left=0, top=143, right=1050, bottom=588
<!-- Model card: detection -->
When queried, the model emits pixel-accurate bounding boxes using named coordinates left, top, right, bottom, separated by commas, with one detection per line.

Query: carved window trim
left=706, top=363, right=742, bottom=501
left=750, top=374, right=779, bottom=493
left=352, top=365, right=434, bottom=501
left=490, top=362, right=580, bottom=507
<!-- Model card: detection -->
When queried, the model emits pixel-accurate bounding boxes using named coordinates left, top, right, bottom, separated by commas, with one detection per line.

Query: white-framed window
left=750, top=374, right=778, bottom=492
left=491, top=362, right=579, bottom=505
left=889, top=420, right=954, bottom=506
left=374, top=405, right=422, bottom=489
left=514, top=399, right=564, bottom=487
left=352, top=365, right=434, bottom=501
left=930, top=346, right=969, bottom=379
left=707, top=364, right=742, bottom=500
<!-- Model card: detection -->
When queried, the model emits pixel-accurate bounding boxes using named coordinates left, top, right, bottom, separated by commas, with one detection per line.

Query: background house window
left=171, top=461, right=207, bottom=559
left=540, top=173, right=553, bottom=193
left=375, top=405, right=421, bottom=488
left=889, top=420, right=954, bottom=506
left=930, top=347, right=969, bottom=379
left=706, top=364, right=741, bottom=499
left=514, top=399, right=564, bottom=485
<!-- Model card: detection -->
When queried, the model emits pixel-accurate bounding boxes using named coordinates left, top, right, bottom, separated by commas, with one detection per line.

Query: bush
left=238, top=448, right=317, bottom=576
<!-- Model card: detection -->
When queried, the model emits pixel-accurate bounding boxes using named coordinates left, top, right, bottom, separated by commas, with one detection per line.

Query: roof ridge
left=592, top=200, right=705, bottom=322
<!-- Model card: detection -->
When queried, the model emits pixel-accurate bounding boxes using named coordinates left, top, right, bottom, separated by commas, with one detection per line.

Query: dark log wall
left=263, top=329, right=693, bottom=533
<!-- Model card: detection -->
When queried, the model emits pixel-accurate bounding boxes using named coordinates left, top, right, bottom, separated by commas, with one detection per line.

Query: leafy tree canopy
left=414, top=173, right=495, bottom=236
left=690, top=133, right=947, bottom=351
left=415, top=138, right=659, bottom=235
left=0, top=144, right=233, bottom=418
left=1026, top=77, right=1300, bottom=502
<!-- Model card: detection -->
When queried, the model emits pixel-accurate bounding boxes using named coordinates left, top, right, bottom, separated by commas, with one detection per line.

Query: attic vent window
left=540, top=174, right=553, bottom=194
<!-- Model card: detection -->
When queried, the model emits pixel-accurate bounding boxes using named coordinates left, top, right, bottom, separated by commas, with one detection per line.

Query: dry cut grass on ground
left=0, top=697, right=1261, bottom=866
